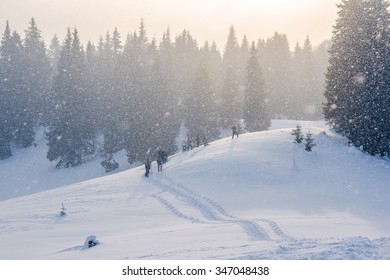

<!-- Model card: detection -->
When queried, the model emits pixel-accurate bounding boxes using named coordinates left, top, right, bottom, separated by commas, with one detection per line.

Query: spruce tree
left=185, top=65, right=218, bottom=140
left=291, top=124, right=304, bottom=144
left=23, top=18, right=51, bottom=130
left=46, top=28, right=96, bottom=168
left=243, top=42, right=270, bottom=132
left=304, top=130, right=316, bottom=152
left=291, top=36, right=319, bottom=120
left=220, top=26, right=241, bottom=128
left=0, top=22, right=29, bottom=155
left=220, top=66, right=240, bottom=128
left=263, top=32, right=292, bottom=118
left=0, top=21, right=14, bottom=159
left=147, top=55, right=177, bottom=154
left=324, top=0, right=390, bottom=156
left=47, top=34, right=61, bottom=77
left=223, top=26, right=240, bottom=71
left=96, top=29, right=124, bottom=162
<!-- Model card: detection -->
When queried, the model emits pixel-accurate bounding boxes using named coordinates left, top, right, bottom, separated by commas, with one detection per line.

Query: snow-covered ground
left=1, top=120, right=390, bottom=259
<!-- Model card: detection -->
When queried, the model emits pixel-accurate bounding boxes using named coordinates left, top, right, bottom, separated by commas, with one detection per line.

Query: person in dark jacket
left=157, top=155, right=163, bottom=172
left=145, top=157, right=151, bottom=177
left=232, top=126, right=239, bottom=139
left=195, top=135, right=201, bottom=147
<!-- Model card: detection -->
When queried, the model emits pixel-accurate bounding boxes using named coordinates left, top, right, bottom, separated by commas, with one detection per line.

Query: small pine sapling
left=60, top=202, right=67, bottom=216
left=292, top=124, right=304, bottom=143
left=304, top=130, right=316, bottom=151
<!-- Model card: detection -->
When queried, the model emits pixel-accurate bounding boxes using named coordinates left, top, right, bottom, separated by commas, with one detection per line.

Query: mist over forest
left=1, top=18, right=329, bottom=170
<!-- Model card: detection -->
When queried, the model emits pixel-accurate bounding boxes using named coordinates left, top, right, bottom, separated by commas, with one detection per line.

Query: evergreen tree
left=120, top=20, right=159, bottom=163
left=220, top=26, right=241, bottom=128
left=208, top=42, right=223, bottom=103
left=10, top=30, right=32, bottom=148
left=291, top=124, right=304, bottom=143
left=243, top=42, right=270, bottom=132
left=0, top=22, right=29, bottom=156
left=323, top=0, right=390, bottom=156
left=96, top=29, right=124, bottom=162
left=263, top=32, right=292, bottom=118
left=112, top=27, right=122, bottom=55
left=304, top=130, right=316, bottom=151
left=46, top=28, right=96, bottom=168
left=291, top=36, right=319, bottom=120
left=23, top=18, right=51, bottom=129
left=220, top=66, right=240, bottom=128
left=185, top=65, right=218, bottom=140
left=238, top=35, right=250, bottom=88
left=48, top=34, right=61, bottom=77
left=0, top=21, right=14, bottom=159
left=223, top=26, right=240, bottom=71
left=146, top=54, right=177, bottom=156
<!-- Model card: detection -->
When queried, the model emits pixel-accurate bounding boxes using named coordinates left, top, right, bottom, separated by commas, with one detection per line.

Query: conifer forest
left=2, top=0, right=390, bottom=170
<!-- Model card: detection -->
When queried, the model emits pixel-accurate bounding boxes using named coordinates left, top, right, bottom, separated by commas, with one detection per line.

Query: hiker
left=187, top=137, right=193, bottom=150
left=182, top=140, right=188, bottom=151
left=159, top=149, right=168, bottom=163
left=157, top=157, right=163, bottom=172
left=203, top=136, right=208, bottom=146
left=157, top=150, right=164, bottom=171
left=195, top=135, right=201, bottom=147
left=232, top=126, right=239, bottom=139
left=145, top=157, right=151, bottom=177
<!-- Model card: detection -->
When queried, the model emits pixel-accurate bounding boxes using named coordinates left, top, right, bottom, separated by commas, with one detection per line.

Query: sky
left=0, top=0, right=340, bottom=50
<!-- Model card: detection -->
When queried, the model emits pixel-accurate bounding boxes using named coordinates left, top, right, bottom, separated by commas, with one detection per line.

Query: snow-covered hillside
left=1, top=121, right=390, bottom=259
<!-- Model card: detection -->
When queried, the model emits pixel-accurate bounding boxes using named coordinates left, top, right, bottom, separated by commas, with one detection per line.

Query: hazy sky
left=0, top=0, right=340, bottom=50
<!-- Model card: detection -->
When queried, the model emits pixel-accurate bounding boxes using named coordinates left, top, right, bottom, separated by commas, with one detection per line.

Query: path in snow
left=149, top=174, right=292, bottom=241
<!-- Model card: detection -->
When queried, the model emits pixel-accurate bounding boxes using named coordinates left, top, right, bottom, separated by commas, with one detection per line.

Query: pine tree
left=291, top=124, right=304, bottom=144
left=96, top=29, right=124, bottom=162
left=263, top=32, right=292, bottom=118
left=112, top=27, right=122, bottom=55
left=323, top=0, right=390, bottom=157
left=10, top=30, right=32, bottom=148
left=291, top=36, right=319, bottom=120
left=185, top=65, right=218, bottom=140
left=304, top=130, right=316, bottom=151
left=0, top=22, right=29, bottom=156
left=23, top=18, right=51, bottom=130
left=238, top=35, right=250, bottom=87
left=223, top=26, right=240, bottom=70
left=47, top=34, right=61, bottom=83
left=243, top=42, right=270, bottom=132
left=220, top=26, right=242, bottom=128
left=220, top=66, right=240, bottom=128
left=46, top=28, right=96, bottom=168
left=0, top=21, right=14, bottom=159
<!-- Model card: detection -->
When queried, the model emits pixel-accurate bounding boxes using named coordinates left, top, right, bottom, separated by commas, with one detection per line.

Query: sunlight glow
left=0, top=0, right=339, bottom=48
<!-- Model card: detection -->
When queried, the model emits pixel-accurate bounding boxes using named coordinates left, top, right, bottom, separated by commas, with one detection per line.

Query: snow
left=0, top=120, right=390, bottom=260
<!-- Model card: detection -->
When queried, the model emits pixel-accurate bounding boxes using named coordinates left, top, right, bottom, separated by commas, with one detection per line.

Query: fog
left=0, top=0, right=336, bottom=166
left=0, top=0, right=339, bottom=48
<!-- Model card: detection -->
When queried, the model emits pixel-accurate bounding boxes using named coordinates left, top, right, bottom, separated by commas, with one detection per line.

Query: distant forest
left=0, top=18, right=330, bottom=169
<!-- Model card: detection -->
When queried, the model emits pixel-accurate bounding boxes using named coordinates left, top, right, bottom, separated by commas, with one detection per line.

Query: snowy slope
left=0, top=121, right=390, bottom=259
left=0, top=128, right=131, bottom=201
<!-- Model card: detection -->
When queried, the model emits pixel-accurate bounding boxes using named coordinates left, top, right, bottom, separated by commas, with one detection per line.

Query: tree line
left=0, top=18, right=329, bottom=169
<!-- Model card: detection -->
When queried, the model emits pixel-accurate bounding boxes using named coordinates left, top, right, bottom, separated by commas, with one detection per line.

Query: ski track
left=149, top=174, right=292, bottom=241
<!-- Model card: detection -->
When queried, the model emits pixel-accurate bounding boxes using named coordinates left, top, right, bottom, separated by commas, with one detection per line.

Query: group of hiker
left=144, top=149, right=168, bottom=177
left=145, top=127, right=239, bottom=177
left=182, top=134, right=208, bottom=152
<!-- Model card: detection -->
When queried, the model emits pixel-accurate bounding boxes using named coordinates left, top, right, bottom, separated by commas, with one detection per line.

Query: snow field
left=0, top=120, right=390, bottom=259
